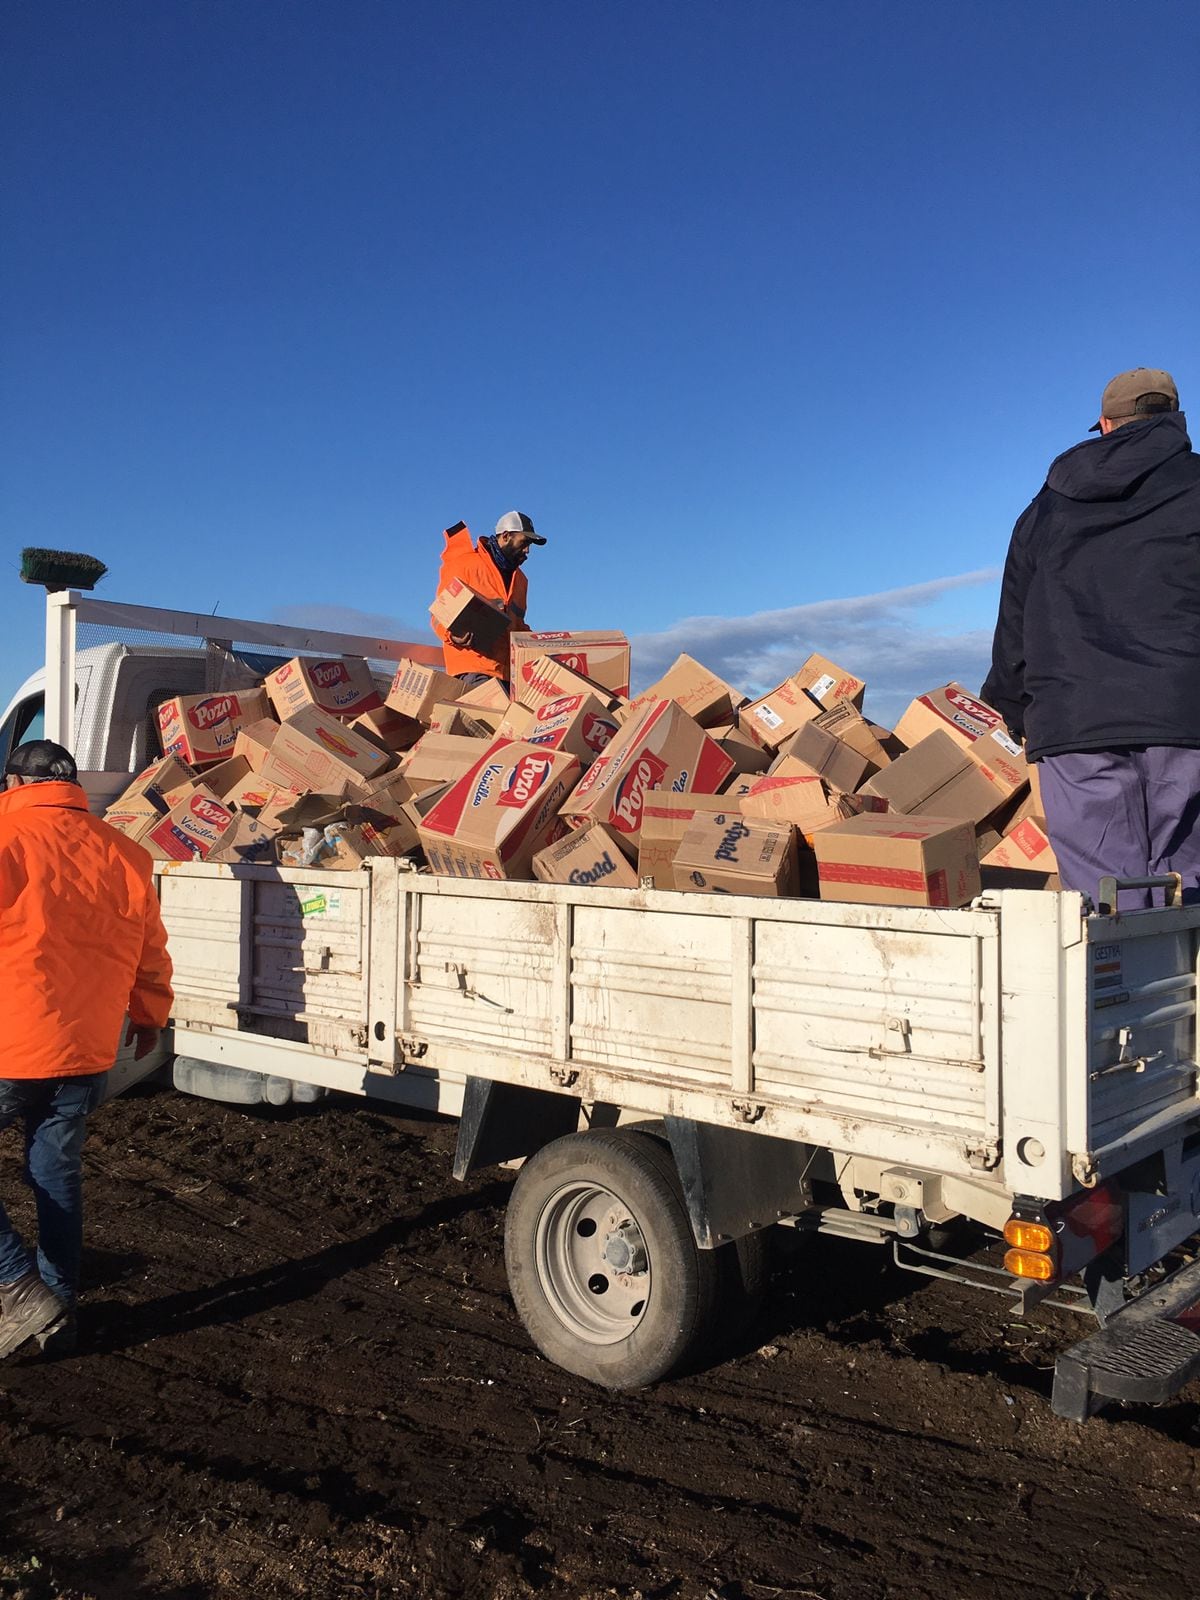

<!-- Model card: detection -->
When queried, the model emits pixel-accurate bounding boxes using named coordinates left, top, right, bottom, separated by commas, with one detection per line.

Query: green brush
left=19, top=547, right=109, bottom=592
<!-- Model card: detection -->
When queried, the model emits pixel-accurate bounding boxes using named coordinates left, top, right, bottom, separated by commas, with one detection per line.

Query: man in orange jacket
left=432, top=510, right=546, bottom=686
left=0, top=740, right=173, bottom=1360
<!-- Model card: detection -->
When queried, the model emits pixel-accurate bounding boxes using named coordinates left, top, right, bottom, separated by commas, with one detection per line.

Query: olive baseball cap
left=1089, top=368, right=1179, bottom=431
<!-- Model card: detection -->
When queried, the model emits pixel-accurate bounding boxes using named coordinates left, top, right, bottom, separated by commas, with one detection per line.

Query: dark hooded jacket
left=982, top=413, right=1200, bottom=760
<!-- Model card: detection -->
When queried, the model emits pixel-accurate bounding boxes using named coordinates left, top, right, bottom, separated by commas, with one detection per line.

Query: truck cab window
left=0, top=693, right=46, bottom=770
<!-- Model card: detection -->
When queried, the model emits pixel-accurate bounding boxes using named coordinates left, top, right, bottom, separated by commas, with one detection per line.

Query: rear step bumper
left=1053, top=1254, right=1200, bottom=1421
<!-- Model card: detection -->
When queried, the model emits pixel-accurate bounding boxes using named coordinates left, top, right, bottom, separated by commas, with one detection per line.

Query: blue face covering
left=481, top=533, right=517, bottom=581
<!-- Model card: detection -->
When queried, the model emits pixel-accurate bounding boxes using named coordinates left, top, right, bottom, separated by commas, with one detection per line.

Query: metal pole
left=44, top=590, right=78, bottom=752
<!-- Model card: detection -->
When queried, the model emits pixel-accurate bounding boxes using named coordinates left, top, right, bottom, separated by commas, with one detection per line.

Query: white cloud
left=631, top=568, right=1001, bottom=725
left=273, top=570, right=1002, bottom=729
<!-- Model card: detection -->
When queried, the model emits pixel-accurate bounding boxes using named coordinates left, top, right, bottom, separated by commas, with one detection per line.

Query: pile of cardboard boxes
left=104, top=625, right=1058, bottom=910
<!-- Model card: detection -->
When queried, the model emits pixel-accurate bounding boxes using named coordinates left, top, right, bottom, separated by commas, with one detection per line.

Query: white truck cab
left=1, top=643, right=209, bottom=811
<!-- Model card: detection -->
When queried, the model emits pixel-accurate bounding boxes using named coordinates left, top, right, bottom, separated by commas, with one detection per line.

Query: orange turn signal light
left=1005, top=1247, right=1057, bottom=1282
left=1004, top=1219, right=1054, bottom=1253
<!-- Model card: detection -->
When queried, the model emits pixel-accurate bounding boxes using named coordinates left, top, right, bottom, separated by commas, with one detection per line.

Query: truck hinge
left=549, top=1065, right=579, bottom=1088
left=963, top=1140, right=1001, bottom=1171
left=1071, top=1152, right=1101, bottom=1188
left=399, top=1036, right=429, bottom=1061
left=731, top=1099, right=765, bottom=1125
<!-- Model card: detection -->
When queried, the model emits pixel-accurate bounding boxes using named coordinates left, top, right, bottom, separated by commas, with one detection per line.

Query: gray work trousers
left=1038, top=747, right=1200, bottom=909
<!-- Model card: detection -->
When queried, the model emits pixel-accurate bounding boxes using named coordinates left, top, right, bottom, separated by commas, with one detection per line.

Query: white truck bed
left=160, top=859, right=1200, bottom=1213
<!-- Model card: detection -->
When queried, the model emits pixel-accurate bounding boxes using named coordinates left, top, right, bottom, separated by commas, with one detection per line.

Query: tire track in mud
left=2, top=1090, right=1197, bottom=1600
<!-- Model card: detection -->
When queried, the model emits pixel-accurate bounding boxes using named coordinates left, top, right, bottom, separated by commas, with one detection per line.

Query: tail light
left=1005, top=1184, right=1123, bottom=1285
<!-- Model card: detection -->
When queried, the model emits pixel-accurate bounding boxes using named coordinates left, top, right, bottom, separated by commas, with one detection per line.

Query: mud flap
left=1052, top=1253, right=1200, bottom=1421
left=663, top=1117, right=814, bottom=1248
left=452, top=1077, right=580, bottom=1179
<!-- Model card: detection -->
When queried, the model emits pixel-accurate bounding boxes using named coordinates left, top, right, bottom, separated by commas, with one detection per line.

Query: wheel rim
left=534, top=1180, right=652, bottom=1345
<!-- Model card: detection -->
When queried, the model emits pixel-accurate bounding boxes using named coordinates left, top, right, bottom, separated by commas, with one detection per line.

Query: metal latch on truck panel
left=444, top=961, right=512, bottom=1012
left=1089, top=1025, right=1164, bottom=1081
left=876, top=1015, right=912, bottom=1056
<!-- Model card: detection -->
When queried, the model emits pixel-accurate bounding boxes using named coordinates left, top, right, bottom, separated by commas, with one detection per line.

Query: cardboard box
left=511, top=631, right=631, bottom=699
left=893, top=684, right=1027, bottom=802
left=740, top=773, right=884, bottom=843
left=157, top=689, right=272, bottom=767
left=429, top=577, right=512, bottom=652
left=495, top=702, right=538, bottom=741
left=774, top=720, right=871, bottom=793
left=258, top=706, right=395, bottom=795
left=532, top=824, right=640, bottom=888
left=561, top=699, right=735, bottom=856
left=812, top=813, right=981, bottom=908
left=458, top=705, right=506, bottom=740
left=511, top=652, right=624, bottom=716
left=709, top=723, right=773, bottom=777
left=860, top=730, right=1009, bottom=826
left=265, top=655, right=383, bottom=721
left=523, top=693, right=621, bottom=765
left=233, top=718, right=280, bottom=772
left=981, top=816, right=1059, bottom=875
left=673, top=812, right=800, bottom=898
left=976, top=788, right=1039, bottom=857
left=418, top=740, right=581, bottom=880
left=349, top=704, right=424, bottom=753
left=1029, top=760, right=1044, bottom=815
left=636, top=792, right=755, bottom=887
left=810, top=702, right=895, bottom=769
left=741, top=654, right=865, bottom=752
left=386, top=659, right=466, bottom=724
left=256, top=787, right=310, bottom=834
left=104, top=756, right=196, bottom=839
left=198, top=754, right=281, bottom=812
left=456, top=677, right=510, bottom=713
left=395, top=778, right=453, bottom=833
left=724, top=777, right=758, bottom=799
left=399, top=732, right=492, bottom=789
left=625, top=654, right=745, bottom=728
left=142, top=786, right=236, bottom=862
left=426, top=701, right=485, bottom=737
left=208, top=815, right=281, bottom=865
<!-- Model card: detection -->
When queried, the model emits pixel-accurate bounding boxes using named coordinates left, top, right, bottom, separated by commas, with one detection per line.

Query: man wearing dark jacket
left=983, top=368, right=1200, bottom=908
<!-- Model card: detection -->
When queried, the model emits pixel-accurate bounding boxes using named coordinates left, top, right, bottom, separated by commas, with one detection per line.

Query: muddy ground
left=1, top=1087, right=1197, bottom=1600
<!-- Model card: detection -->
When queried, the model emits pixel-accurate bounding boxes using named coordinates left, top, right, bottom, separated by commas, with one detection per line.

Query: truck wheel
left=504, top=1129, right=720, bottom=1389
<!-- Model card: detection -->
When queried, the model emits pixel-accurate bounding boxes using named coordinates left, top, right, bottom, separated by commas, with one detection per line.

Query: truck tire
left=621, top=1117, right=771, bottom=1348
left=504, top=1128, right=722, bottom=1389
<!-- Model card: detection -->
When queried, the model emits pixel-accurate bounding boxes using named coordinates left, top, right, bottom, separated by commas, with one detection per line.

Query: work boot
left=0, top=1273, right=66, bottom=1360
left=36, top=1310, right=78, bottom=1358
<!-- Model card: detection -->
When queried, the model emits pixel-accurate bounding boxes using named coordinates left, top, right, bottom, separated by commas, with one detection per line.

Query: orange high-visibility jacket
left=0, top=781, right=174, bottom=1079
left=431, top=522, right=531, bottom=679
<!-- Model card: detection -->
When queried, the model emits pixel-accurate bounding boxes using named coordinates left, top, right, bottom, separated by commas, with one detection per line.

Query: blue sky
left=2, top=1, right=1197, bottom=722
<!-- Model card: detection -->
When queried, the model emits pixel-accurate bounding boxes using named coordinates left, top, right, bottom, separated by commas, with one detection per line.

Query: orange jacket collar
left=0, top=780, right=88, bottom=818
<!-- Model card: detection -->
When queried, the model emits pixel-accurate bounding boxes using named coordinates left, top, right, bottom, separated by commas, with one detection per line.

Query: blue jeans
left=0, top=1073, right=107, bottom=1303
